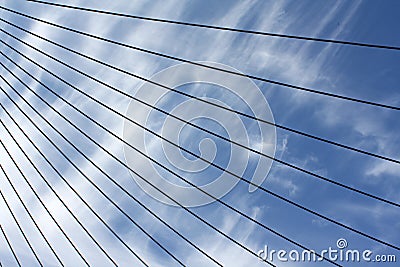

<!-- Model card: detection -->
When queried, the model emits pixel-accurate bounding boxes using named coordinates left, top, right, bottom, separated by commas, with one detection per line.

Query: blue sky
left=0, top=0, right=399, bottom=266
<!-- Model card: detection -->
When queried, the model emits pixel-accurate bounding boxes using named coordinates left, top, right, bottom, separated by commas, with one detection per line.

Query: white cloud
left=3, top=1, right=397, bottom=267
left=366, top=161, right=400, bottom=177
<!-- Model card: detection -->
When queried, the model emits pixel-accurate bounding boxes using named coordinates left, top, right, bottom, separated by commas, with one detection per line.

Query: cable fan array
left=0, top=1, right=399, bottom=266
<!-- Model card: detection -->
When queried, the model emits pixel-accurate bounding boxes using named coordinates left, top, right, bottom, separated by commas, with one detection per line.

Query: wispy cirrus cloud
left=1, top=1, right=399, bottom=267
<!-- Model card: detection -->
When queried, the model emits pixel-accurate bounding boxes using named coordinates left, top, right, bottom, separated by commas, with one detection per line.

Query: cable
left=0, top=82, right=222, bottom=266
left=0, top=110, right=222, bottom=267
left=0, top=224, right=22, bottom=267
left=0, top=50, right=335, bottom=266
left=1, top=36, right=398, bottom=259
left=3, top=1, right=398, bottom=255
left=1, top=8, right=399, bottom=112
left=0, top=141, right=91, bottom=267
left=26, top=0, right=400, bottom=52
left=0, top=85, right=179, bottom=267
left=0, top=167, right=43, bottom=267
left=2, top=30, right=398, bottom=167
left=1, top=39, right=398, bottom=253
left=1, top=0, right=396, bottom=266
left=0, top=62, right=224, bottom=266
left=0, top=41, right=345, bottom=266
left=0, top=120, right=119, bottom=267
left=0, top=142, right=65, bottom=266
left=0, top=55, right=288, bottom=266
left=0, top=46, right=224, bottom=266
left=0, top=14, right=396, bottom=267
left=0, top=63, right=274, bottom=267
left=1, top=24, right=398, bottom=210
left=0, top=47, right=221, bottom=267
